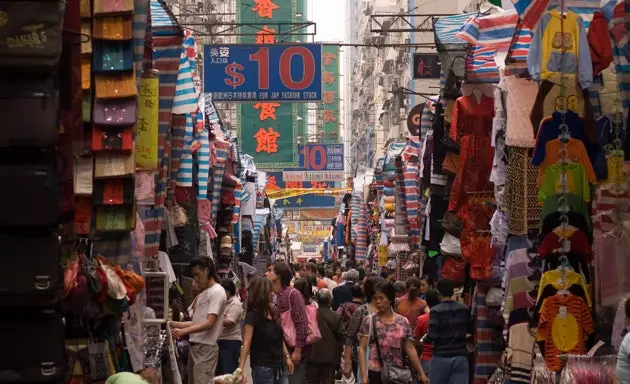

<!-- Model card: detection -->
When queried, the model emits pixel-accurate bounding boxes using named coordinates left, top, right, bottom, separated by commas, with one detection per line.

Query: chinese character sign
left=203, top=43, right=323, bottom=102
left=236, top=0, right=307, bottom=169
left=136, top=76, right=159, bottom=169
left=317, top=45, right=340, bottom=143
left=239, top=102, right=295, bottom=166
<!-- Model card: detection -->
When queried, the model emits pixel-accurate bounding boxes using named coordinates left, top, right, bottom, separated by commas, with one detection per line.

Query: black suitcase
left=0, top=231, right=60, bottom=306
left=0, top=75, right=60, bottom=148
left=0, top=310, right=66, bottom=383
left=0, top=151, right=58, bottom=228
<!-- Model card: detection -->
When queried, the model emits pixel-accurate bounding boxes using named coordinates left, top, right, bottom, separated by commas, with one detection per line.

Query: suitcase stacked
left=0, top=1, right=67, bottom=382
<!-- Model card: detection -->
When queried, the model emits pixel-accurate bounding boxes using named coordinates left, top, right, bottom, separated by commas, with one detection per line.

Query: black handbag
left=0, top=150, right=58, bottom=228
left=0, top=231, right=60, bottom=306
left=0, top=75, right=60, bottom=148
left=0, top=0, right=64, bottom=71
left=0, top=310, right=67, bottom=382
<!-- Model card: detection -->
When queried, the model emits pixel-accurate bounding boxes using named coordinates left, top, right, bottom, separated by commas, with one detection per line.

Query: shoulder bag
left=371, top=315, right=413, bottom=384
left=280, top=289, right=322, bottom=347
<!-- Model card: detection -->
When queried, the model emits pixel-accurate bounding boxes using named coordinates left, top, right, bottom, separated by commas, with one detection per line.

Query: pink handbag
left=93, top=98, right=137, bottom=126
left=280, top=292, right=322, bottom=347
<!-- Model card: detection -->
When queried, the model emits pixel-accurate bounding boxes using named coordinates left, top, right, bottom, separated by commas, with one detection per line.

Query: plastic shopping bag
left=213, top=368, right=245, bottom=384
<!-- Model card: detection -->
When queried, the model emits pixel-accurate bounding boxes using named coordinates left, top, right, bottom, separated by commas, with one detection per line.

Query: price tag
left=559, top=306, right=567, bottom=319
left=561, top=239, right=571, bottom=253
left=74, top=156, right=93, bottom=195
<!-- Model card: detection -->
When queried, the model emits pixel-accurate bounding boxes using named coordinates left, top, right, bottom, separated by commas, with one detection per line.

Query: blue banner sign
left=298, top=144, right=344, bottom=171
left=266, top=171, right=337, bottom=209
left=203, top=44, right=323, bottom=102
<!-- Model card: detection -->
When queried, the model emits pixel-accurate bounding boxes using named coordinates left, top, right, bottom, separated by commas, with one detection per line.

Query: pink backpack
left=280, top=291, right=322, bottom=347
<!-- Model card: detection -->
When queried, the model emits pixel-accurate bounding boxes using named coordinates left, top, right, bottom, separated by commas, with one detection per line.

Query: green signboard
left=318, top=45, right=340, bottom=143
left=236, top=0, right=308, bottom=169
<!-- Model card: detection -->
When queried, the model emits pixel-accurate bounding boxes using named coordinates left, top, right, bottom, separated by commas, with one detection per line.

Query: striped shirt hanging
left=435, top=13, right=477, bottom=45
left=176, top=114, right=194, bottom=186
left=133, top=0, right=149, bottom=86
left=505, top=20, right=533, bottom=76
left=196, top=127, right=210, bottom=199
left=456, top=10, right=519, bottom=48
left=172, top=32, right=199, bottom=114
left=466, top=44, right=501, bottom=83
left=603, top=0, right=630, bottom=124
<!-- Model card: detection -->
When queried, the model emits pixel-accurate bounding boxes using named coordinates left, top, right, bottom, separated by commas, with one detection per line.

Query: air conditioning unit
left=382, top=76, right=392, bottom=89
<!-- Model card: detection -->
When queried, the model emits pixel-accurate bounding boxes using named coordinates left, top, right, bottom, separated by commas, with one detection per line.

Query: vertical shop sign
left=136, top=76, right=159, bottom=169
left=237, top=0, right=302, bottom=169
left=318, top=45, right=340, bottom=143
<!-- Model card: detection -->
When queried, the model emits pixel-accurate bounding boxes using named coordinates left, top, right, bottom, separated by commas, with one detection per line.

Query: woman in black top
left=238, top=278, right=294, bottom=384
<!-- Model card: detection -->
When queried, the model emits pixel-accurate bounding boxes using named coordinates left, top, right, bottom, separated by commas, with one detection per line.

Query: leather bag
left=0, top=231, right=60, bottom=306
left=0, top=150, right=58, bottom=228
left=0, top=75, right=60, bottom=148
left=0, top=310, right=67, bottom=382
left=0, top=0, right=64, bottom=71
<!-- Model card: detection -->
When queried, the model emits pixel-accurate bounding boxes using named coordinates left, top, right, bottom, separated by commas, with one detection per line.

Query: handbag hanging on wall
left=0, top=0, right=64, bottom=71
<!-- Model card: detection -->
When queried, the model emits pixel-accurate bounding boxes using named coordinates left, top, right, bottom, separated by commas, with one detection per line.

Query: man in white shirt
left=169, top=257, right=226, bottom=384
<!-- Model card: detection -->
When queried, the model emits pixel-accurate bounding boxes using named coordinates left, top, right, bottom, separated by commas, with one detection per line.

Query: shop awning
left=150, top=0, right=180, bottom=31
left=434, top=13, right=476, bottom=47
left=456, top=10, right=519, bottom=48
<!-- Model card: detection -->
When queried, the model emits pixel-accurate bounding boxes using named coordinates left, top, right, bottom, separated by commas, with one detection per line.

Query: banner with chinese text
left=136, top=76, right=159, bottom=169
left=266, top=171, right=338, bottom=209
left=236, top=0, right=307, bottom=169
left=318, top=45, right=341, bottom=143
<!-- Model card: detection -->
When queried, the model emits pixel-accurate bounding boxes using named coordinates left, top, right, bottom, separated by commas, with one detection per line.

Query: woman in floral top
left=343, top=275, right=384, bottom=381
left=358, top=282, right=428, bottom=384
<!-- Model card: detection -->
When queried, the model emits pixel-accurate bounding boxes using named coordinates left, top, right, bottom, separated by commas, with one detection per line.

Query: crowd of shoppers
left=163, top=256, right=473, bottom=384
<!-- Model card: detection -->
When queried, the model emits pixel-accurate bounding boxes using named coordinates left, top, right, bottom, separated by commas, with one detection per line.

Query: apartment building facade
left=344, top=0, right=470, bottom=178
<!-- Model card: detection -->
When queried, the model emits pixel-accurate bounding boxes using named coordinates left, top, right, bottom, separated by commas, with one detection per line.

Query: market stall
left=353, top=0, right=630, bottom=382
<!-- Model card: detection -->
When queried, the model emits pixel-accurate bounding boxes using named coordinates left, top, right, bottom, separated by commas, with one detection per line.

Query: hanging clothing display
left=359, top=3, right=630, bottom=382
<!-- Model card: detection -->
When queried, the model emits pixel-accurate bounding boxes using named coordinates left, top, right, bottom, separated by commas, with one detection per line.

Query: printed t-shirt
left=527, top=10, right=592, bottom=89
left=538, top=163, right=591, bottom=202
left=189, top=283, right=227, bottom=345
left=536, top=269, right=591, bottom=307
left=536, top=294, right=594, bottom=371
left=538, top=228, right=592, bottom=262
left=359, top=314, right=413, bottom=372
left=414, top=313, right=433, bottom=360
left=540, top=193, right=591, bottom=231
left=396, top=296, right=428, bottom=329
left=532, top=111, right=598, bottom=166
left=537, top=138, right=596, bottom=184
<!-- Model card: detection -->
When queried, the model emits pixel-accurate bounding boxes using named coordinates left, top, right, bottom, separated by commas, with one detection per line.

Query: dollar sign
left=224, top=62, right=245, bottom=89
